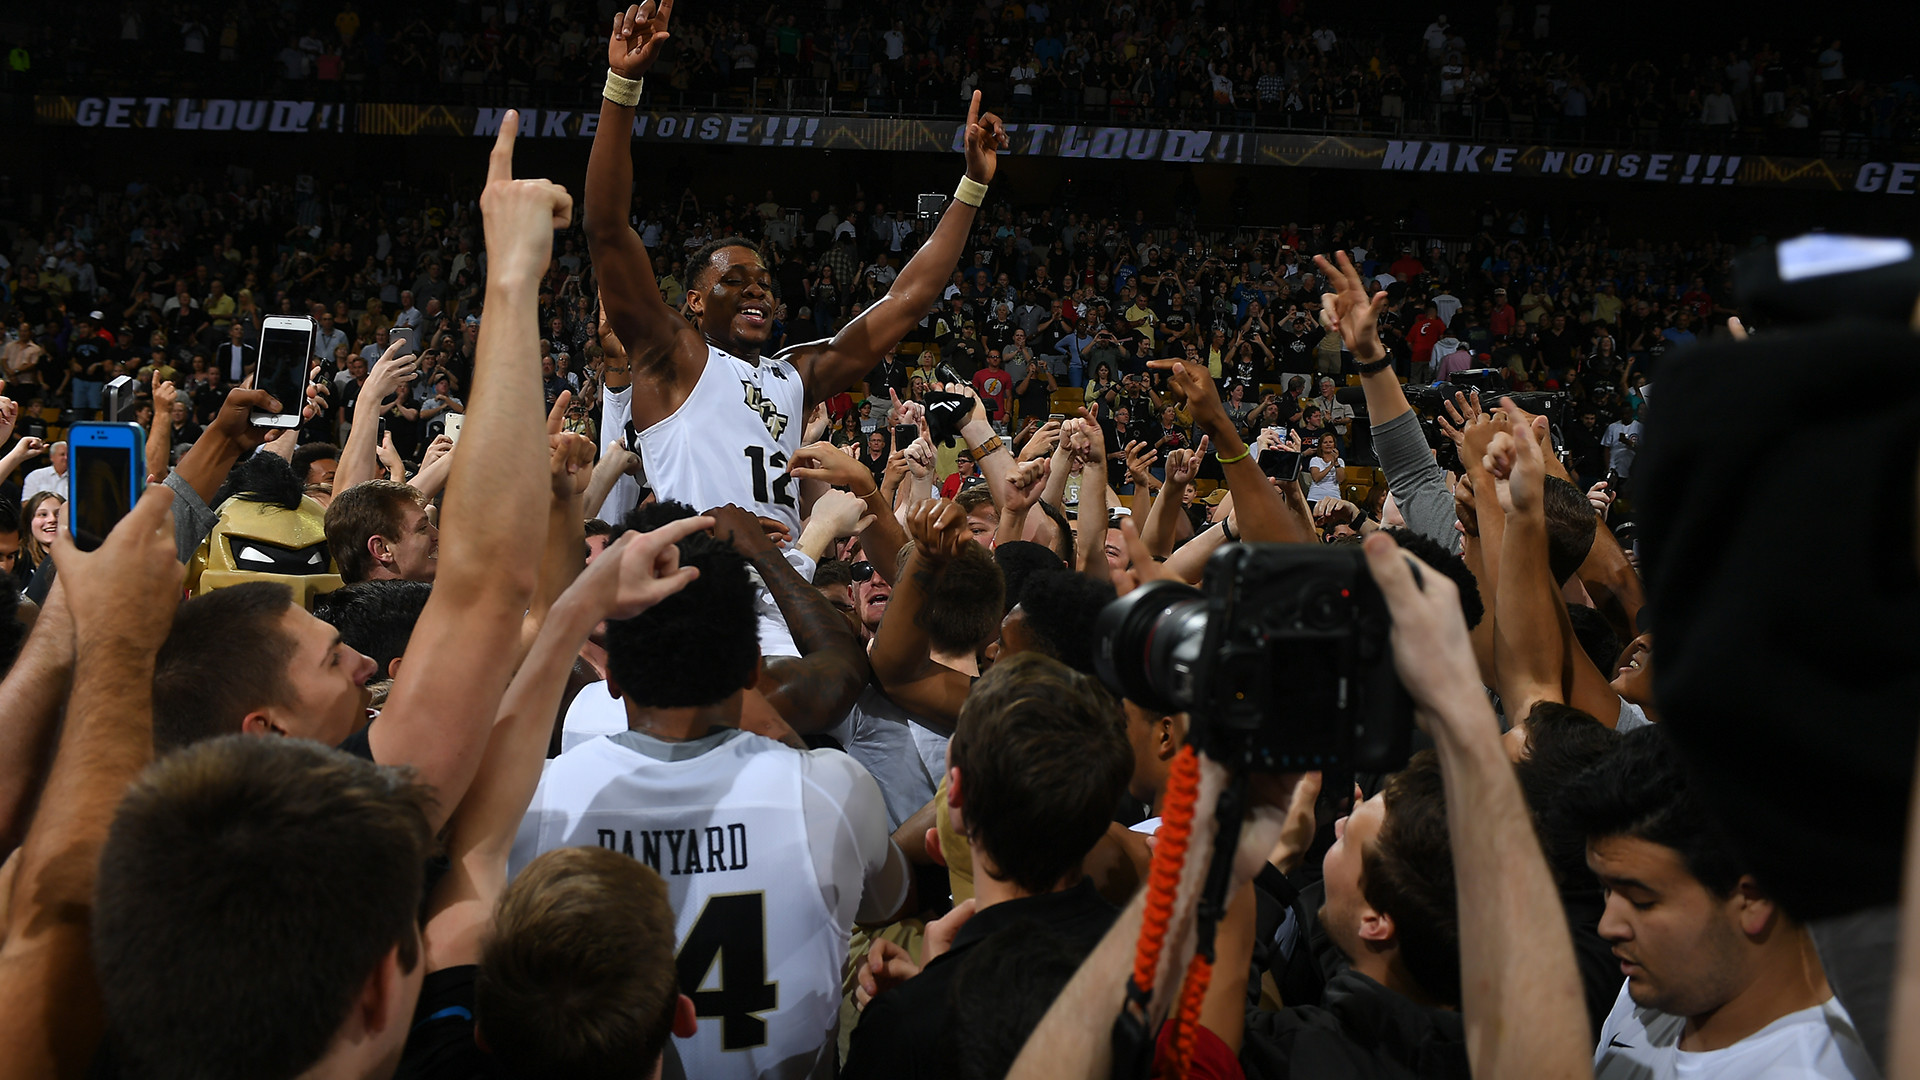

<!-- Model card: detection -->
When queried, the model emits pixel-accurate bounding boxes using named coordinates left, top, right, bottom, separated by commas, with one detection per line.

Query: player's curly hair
left=685, top=236, right=765, bottom=294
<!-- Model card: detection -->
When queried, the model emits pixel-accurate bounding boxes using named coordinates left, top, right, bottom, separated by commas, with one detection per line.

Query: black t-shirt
left=395, top=965, right=689, bottom=1080
left=396, top=966, right=510, bottom=1080
left=70, top=336, right=115, bottom=380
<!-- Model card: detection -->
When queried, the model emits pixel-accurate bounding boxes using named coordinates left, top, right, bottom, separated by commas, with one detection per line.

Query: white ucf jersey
left=635, top=343, right=809, bottom=536
left=510, top=728, right=906, bottom=1080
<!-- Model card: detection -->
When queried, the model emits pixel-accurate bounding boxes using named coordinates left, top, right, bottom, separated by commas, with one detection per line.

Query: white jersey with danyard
left=635, top=343, right=807, bottom=536
left=509, top=728, right=907, bottom=1080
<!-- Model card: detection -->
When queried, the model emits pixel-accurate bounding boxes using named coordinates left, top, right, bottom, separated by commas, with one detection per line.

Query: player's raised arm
left=586, top=2, right=691, bottom=369
left=798, top=92, right=1007, bottom=408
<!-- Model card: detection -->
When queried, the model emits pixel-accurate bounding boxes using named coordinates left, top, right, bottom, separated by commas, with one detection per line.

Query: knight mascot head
left=187, top=451, right=343, bottom=606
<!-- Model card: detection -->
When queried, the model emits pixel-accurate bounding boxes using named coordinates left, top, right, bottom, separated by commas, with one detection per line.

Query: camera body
left=1095, top=544, right=1412, bottom=773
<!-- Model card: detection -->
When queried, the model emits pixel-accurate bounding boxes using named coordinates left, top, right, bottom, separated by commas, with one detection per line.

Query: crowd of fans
left=1, top=149, right=1714, bottom=541
left=0, top=14, right=1913, bottom=1080
left=9, top=0, right=1913, bottom=152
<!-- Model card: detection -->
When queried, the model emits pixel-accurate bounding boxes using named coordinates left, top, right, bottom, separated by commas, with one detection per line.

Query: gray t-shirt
left=1370, top=409, right=1463, bottom=555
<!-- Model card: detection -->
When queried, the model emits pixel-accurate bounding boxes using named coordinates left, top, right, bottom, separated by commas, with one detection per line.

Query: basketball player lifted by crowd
left=587, top=0, right=1006, bottom=551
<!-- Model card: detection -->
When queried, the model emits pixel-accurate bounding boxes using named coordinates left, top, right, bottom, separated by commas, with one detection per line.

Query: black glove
left=923, top=391, right=975, bottom=448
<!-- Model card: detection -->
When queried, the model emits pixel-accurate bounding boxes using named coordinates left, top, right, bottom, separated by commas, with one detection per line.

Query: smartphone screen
left=71, top=442, right=137, bottom=551
left=256, top=322, right=312, bottom=422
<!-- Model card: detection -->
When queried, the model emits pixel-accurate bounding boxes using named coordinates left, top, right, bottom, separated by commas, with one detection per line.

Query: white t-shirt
left=1307, top=455, right=1345, bottom=501
left=1603, top=420, right=1642, bottom=476
left=512, top=728, right=907, bottom=1080
left=1593, top=983, right=1879, bottom=1080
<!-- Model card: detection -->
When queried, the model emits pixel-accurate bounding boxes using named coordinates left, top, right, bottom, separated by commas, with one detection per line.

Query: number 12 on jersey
left=742, top=446, right=796, bottom=508
left=677, top=891, right=779, bottom=1050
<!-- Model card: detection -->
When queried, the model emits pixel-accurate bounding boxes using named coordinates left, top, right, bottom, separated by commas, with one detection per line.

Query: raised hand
left=366, top=340, right=422, bottom=411
left=1147, top=358, right=1229, bottom=438
left=584, top=512, right=709, bottom=621
left=1018, top=418, right=1062, bottom=462
left=1167, top=436, right=1207, bottom=485
left=50, top=486, right=182, bottom=650
left=481, top=111, right=575, bottom=286
left=790, top=440, right=877, bottom=492
left=1482, top=399, right=1546, bottom=516
left=208, top=386, right=293, bottom=453
left=421, top=433, right=456, bottom=471
left=608, top=0, right=674, bottom=79
left=1003, top=456, right=1050, bottom=511
left=302, top=365, right=331, bottom=422
left=809, top=487, right=877, bottom=540
left=905, top=498, right=970, bottom=562
left=377, top=430, right=405, bottom=476
left=883, top=449, right=911, bottom=490
left=1313, top=497, right=1359, bottom=524
left=1311, top=249, right=1389, bottom=362
left=1435, top=388, right=1483, bottom=447
left=0, top=380, right=13, bottom=445
left=902, top=436, right=935, bottom=479
left=1586, top=480, right=1614, bottom=517
left=1459, top=408, right=1512, bottom=475
left=962, top=90, right=1009, bottom=184
left=1266, top=770, right=1324, bottom=874
left=940, top=381, right=990, bottom=430
left=1123, top=440, right=1159, bottom=484
left=803, top=401, right=830, bottom=444
left=548, top=430, right=596, bottom=499
left=151, top=379, right=179, bottom=420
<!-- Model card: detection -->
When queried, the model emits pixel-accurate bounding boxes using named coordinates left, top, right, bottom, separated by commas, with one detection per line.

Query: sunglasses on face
left=850, top=561, right=877, bottom=583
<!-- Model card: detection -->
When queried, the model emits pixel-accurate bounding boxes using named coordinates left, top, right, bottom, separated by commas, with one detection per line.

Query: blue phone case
left=66, top=421, right=147, bottom=552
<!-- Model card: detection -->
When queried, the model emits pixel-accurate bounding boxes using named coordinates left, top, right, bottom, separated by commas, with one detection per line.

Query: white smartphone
left=253, top=315, right=314, bottom=429
left=444, top=413, right=464, bottom=444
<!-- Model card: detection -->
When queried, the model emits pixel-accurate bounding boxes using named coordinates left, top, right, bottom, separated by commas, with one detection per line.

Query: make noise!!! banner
left=35, top=95, right=1918, bottom=194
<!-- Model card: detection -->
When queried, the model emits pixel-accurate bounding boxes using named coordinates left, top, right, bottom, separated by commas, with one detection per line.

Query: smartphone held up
left=253, top=316, right=314, bottom=429
left=67, top=422, right=146, bottom=552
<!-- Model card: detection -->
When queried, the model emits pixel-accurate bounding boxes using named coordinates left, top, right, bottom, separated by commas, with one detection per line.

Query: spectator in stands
left=19, top=440, right=66, bottom=500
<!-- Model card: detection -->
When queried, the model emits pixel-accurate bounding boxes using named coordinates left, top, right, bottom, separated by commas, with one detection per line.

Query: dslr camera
left=1095, top=544, right=1412, bottom=773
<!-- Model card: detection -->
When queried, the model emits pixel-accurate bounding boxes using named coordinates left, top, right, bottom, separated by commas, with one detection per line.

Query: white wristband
left=604, top=69, right=643, bottom=107
left=953, top=175, right=988, bottom=207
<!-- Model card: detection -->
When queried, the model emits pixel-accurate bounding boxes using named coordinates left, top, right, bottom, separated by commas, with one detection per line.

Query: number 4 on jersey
left=677, top=891, right=779, bottom=1050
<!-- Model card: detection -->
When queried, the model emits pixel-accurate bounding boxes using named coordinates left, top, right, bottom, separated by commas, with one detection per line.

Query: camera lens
left=1093, top=581, right=1208, bottom=713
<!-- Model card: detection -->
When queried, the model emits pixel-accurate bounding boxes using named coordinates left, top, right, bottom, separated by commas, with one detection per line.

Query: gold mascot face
left=188, top=492, right=343, bottom=607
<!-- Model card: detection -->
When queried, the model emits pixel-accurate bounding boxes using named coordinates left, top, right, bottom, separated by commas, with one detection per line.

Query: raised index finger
left=967, top=89, right=980, bottom=130
left=488, top=110, right=520, bottom=185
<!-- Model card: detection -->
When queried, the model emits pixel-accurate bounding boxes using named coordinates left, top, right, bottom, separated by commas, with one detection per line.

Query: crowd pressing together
left=0, top=6, right=1917, bottom=1080
left=13, top=0, right=1912, bottom=153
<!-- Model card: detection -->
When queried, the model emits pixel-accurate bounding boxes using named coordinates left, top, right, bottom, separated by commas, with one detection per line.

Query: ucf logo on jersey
left=740, top=380, right=790, bottom=441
